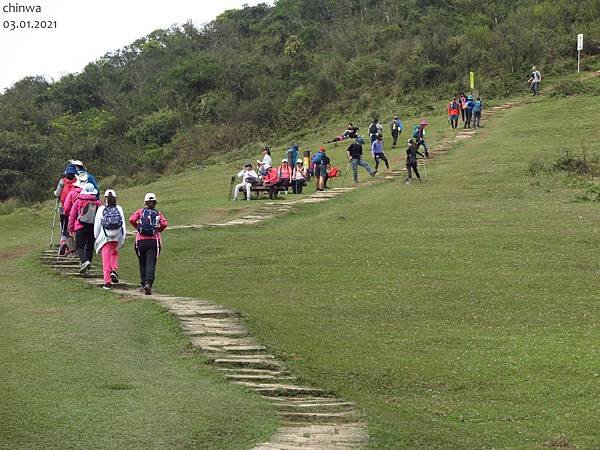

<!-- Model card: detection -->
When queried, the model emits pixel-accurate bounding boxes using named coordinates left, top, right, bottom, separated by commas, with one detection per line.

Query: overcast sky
left=0, top=0, right=272, bottom=92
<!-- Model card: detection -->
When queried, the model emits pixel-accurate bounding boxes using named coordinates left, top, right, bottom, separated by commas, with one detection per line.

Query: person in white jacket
left=232, top=162, right=259, bottom=200
left=94, top=189, right=126, bottom=289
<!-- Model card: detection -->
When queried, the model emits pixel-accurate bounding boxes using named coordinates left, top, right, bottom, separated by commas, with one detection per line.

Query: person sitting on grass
left=277, top=159, right=293, bottom=193
left=325, top=123, right=359, bottom=143
left=233, top=162, right=259, bottom=201
left=129, top=193, right=168, bottom=296
left=93, top=189, right=126, bottom=289
left=262, top=166, right=281, bottom=200
left=291, top=159, right=307, bottom=194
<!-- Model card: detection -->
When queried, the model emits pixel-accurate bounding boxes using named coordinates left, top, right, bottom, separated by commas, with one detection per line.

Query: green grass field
left=3, top=74, right=600, bottom=448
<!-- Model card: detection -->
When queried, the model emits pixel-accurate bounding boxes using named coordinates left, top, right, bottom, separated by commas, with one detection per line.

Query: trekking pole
left=49, top=198, right=58, bottom=248
left=341, top=160, right=351, bottom=187
left=227, top=175, right=235, bottom=201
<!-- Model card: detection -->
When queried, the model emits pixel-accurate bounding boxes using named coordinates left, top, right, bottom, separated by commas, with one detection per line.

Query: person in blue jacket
left=472, top=97, right=483, bottom=128
left=464, top=95, right=475, bottom=129
left=70, top=159, right=100, bottom=198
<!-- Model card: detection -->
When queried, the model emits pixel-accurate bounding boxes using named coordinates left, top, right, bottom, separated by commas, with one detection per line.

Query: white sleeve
left=237, top=170, right=245, bottom=178
left=94, top=205, right=103, bottom=238
left=118, top=206, right=127, bottom=240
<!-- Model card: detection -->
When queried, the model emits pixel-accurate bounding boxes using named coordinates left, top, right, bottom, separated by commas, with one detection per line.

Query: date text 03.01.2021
left=2, top=20, right=57, bottom=30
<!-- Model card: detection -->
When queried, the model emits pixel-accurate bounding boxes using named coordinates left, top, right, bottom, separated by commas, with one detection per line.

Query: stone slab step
left=215, top=367, right=284, bottom=375
left=212, top=357, right=282, bottom=370
left=172, top=308, right=240, bottom=319
left=235, top=382, right=326, bottom=396
left=224, top=374, right=296, bottom=382
left=274, top=402, right=355, bottom=413
left=191, top=336, right=258, bottom=348
left=280, top=411, right=359, bottom=424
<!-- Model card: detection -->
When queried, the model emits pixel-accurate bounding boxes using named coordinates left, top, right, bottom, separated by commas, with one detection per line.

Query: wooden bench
left=241, top=184, right=291, bottom=200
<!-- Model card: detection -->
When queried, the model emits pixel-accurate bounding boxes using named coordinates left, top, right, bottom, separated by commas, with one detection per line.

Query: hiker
left=53, top=163, right=79, bottom=255
left=472, top=97, right=483, bottom=128
left=347, top=136, right=376, bottom=183
left=286, top=144, right=299, bottom=167
left=277, top=159, right=292, bottom=192
left=459, top=93, right=467, bottom=123
left=232, top=162, right=259, bottom=201
left=291, top=159, right=307, bottom=194
left=262, top=166, right=282, bottom=199
left=447, top=97, right=460, bottom=130
left=325, top=123, right=359, bottom=143
left=390, top=115, right=403, bottom=148
left=257, top=146, right=272, bottom=175
left=464, top=95, right=474, bottom=129
left=129, top=193, right=168, bottom=295
left=412, top=120, right=429, bottom=157
left=371, top=133, right=389, bottom=173
left=67, top=183, right=101, bottom=273
left=528, top=66, right=542, bottom=96
left=312, top=147, right=330, bottom=191
left=70, top=159, right=99, bottom=197
left=405, top=139, right=425, bottom=184
left=368, top=118, right=383, bottom=144
left=93, top=189, right=126, bottom=289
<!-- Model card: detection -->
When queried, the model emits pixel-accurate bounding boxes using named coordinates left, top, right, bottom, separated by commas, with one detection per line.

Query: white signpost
left=577, top=33, right=583, bottom=73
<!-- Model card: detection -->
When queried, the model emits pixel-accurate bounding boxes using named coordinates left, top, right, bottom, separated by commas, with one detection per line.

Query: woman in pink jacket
left=68, top=183, right=101, bottom=273
left=129, top=193, right=168, bottom=295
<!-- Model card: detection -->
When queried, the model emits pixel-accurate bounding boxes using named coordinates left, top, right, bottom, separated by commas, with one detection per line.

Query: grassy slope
left=0, top=217, right=277, bottom=445
left=112, top=77, right=600, bottom=448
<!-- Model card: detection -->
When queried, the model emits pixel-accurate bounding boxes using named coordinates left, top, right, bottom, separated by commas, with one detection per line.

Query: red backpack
left=327, top=167, right=341, bottom=178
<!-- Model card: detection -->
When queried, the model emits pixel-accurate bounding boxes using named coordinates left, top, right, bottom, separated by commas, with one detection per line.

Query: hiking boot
left=110, top=270, right=119, bottom=284
left=102, top=283, right=111, bottom=290
left=79, top=260, right=91, bottom=273
left=405, top=177, right=411, bottom=184
left=143, top=283, right=152, bottom=295
left=59, top=242, right=67, bottom=256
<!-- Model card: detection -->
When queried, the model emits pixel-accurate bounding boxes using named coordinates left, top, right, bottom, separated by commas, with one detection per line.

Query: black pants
left=391, top=131, right=399, bottom=147
left=291, top=179, right=305, bottom=194
left=464, top=110, right=473, bottom=128
left=415, top=140, right=429, bottom=157
left=461, top=107, right=465, bottom=122
left=374, top=153, right=389, bottom=170
left=473, top=111, right=481, bottom=128
left=60, top=214, right=68, bottom=239
left=75, top=224, right=95, bottom=264
left=265, top=182, right=280, bottom=199
left=406, top=161, right=420, bottom=179
left=136, top=239, right=159, bottom=287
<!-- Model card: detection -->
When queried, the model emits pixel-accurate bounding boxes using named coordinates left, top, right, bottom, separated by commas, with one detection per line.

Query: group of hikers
left=447, top=93, right=483, bottom=130
left=53, top=161, right=167, bottom=294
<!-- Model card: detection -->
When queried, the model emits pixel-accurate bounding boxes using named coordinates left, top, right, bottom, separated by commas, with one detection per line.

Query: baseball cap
left=144, top=193, right=157, bottom=202
left=104, top=189, right=117, bottom=198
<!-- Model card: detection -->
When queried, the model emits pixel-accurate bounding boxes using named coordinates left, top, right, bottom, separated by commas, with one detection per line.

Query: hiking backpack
left=138, top=208, right=159, bottom=236
left=101, top=206, right=123, bottom=237
left=78, top=202, right=97, bottom=225
left=412, top=125, right=421, bottom=139
left=369, top=123, right=379, bottom=135
left=312, top=152, right=325, bottom=165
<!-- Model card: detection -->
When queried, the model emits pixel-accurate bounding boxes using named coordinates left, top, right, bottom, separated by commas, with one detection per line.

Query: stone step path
left=39, top=249, right=369, bottom=449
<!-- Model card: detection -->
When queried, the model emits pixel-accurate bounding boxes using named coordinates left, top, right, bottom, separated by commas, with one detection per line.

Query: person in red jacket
left=447, top=97, right=460, bottom=130
left=262, top=166, right=281, bottom=200
left=68, top=183, right=101, bottom=273
left=129, top=193, right=168, bottom=295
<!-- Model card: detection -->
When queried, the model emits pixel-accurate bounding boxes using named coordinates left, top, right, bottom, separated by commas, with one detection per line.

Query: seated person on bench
left=232, top=162, right=259, bottom=201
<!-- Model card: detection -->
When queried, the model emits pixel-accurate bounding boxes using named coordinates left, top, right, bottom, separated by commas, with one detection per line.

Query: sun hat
left=420, top=119, right=429, bottom=125
left=69, top=159, right=84, bottom=167
left=281, top=158, right=288, bottom=163
left=467, top=95, right=473, bottom=100
left=296, top=159, right=303, bottom=164
left=104, top=189, right=117, bottom=198
left=80, top=183, right=98, bottom=196
left=244, top=161, right=252, bottom=167
left=144, top=192, right=157, bottom=202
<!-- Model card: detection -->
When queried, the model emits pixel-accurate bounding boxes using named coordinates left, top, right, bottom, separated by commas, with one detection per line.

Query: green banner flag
left=469, top=71, right=475, bottom=90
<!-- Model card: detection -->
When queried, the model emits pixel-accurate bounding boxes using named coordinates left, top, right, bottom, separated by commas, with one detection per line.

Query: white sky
left=0, top=0, right=272, bottom=92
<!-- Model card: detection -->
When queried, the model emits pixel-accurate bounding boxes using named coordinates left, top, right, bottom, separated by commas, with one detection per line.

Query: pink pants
left=101, top=241, right=119, bottom=284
